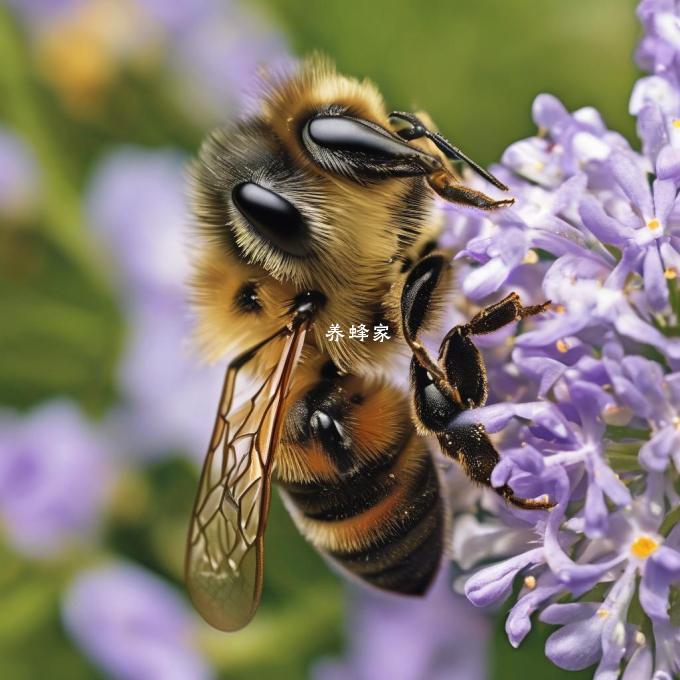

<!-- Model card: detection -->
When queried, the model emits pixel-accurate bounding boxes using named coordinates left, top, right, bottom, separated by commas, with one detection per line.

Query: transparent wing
left=185, top=321, right=308, bottom=631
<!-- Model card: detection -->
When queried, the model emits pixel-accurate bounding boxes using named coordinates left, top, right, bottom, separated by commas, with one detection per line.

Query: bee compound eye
left=306, top=116, right=416, bottom=159
left=231, top=182, right=311, bottom=257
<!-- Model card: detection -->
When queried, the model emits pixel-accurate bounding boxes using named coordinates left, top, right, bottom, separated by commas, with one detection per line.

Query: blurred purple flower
left=112, top=295, right=223, bottom=460
left=0, top=401, right=112, bottom=557
left=5, top=0, right=81, bottom=25
left=62, top=561, right=214, bottom=680
left=87, top=147, right=190, bottom=297
left=314, top=573, right=490, bottom=680
left=136, top=0, right=215, bottom=35
left=167, top=2, right=289, bottom=125
left=87, top=148, right=223, bottom=460
left=0, top=127, right=40, bottom=221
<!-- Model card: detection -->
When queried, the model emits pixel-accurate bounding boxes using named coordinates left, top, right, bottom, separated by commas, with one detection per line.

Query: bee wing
left=185, top=321, right=308, bottom=631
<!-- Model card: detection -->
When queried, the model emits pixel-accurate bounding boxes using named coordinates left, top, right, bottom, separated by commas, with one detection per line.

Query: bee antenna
left=388, top=111, right=509, bottom=192
left=427, top=130, right=509, bottom=192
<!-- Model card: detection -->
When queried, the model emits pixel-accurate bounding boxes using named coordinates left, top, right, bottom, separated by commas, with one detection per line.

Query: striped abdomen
left=276, top=364, right=445, bottom=595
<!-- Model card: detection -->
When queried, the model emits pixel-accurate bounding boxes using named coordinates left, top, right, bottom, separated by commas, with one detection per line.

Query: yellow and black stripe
left=277, top=367, right=444, bottom=595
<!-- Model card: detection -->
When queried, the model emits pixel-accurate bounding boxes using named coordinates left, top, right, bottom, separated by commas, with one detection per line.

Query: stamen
left=554, top=304, right=566, bottom=314
left=673, top=119, right=680, bottom=128
left=524, top=575, right=537, bottom=590
left=556, top=339, right=569, bottom=353
left=630, top=535, right=659, bottom=558
left=665, top=267, right=677, bottom=279
left=647, top=218, right=660, bottom=230
left=596, top=608, right=609, bottom=619
left=602, top=404, right=633, bottom=426
left=523, top=249, right=539, bottom=264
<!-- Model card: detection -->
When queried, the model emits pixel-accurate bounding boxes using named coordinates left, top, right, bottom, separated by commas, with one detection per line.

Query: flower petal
left=622, top=645, right=653, bottom=680
left=464, top=548, right=544, bottom=607
left=453, top=401, right=550, bottom=433
left=506, top=579, right=563, bottom=648
left=643, top=246, right=670, bottom=311
left=610, top=150, right=654, bottom=219
left=579, top=195, right=630, bottom=246
left=544, top=613, right=604, bottom=671
left=657, top=146, right=680, bottom=180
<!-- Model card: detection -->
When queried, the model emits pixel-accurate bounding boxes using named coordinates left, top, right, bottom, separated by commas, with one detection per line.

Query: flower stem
left=660, top=503, right=680, bottom=537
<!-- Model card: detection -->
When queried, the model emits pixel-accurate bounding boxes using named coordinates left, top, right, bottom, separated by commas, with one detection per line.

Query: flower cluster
left=446, top=1, right=680, bottom=677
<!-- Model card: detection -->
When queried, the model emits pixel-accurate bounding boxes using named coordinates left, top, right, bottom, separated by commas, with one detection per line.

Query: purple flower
left=541, top=483, right=680, bottom=677
left=443, top=2, right=680, bottom=676
left=0, top=127, right=40, bottom=221
left=86, top=148, right=223, bottom=460
left=111, top=294, right=224, bottom=460
left=0, top=401, right=112, bottom=557
left=167, top=2, right=289, bottom=125
left=5, top=0, right=81, bottom=25
left=580, top=149, right=680, bottom=311
left=87, top=148, right=190, bottom=298
left=314, top=573, right=490, bottom=680
left=603, top=351, right=680, bottom=473
left=62, top=561, right=214, bottom=680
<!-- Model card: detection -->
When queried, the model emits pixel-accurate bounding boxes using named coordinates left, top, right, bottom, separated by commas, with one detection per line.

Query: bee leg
left=439, top=292, right=551, bottom=405
left=427, top=170, right=514, bottom=210
left=399, top=252, right=456, bottom=391
left=400, top=258, right=552, bottom=508
left=435, top=294, right=552, bottom=509
left=438, top=425, right=553, bottom=510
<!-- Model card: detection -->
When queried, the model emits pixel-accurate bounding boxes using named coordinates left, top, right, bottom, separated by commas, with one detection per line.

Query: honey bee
left=185, top=56, right=552, bottom=632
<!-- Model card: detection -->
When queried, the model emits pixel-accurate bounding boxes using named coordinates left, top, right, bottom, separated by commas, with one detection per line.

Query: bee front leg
left=439, top=292, right=551, bottom=407
left=400, top=258, right=552, bottom=509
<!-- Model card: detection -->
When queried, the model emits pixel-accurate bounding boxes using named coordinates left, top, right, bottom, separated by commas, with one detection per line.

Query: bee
left=185, top=56, right=552, bottom=632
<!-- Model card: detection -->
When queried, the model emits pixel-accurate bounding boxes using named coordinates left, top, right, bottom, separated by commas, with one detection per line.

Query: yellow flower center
left=673, top=119, right=680, bottom=128
left=630, top=535, right=659, bottom=559
left=647, top=218, right=661, bottom=230
left=665, top=267, right=677, bottom=280
left=556, top=339, right=569, bottom=353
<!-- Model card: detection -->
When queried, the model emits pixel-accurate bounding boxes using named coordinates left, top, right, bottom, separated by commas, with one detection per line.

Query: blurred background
left=0, top=1, right=638, bottom=678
